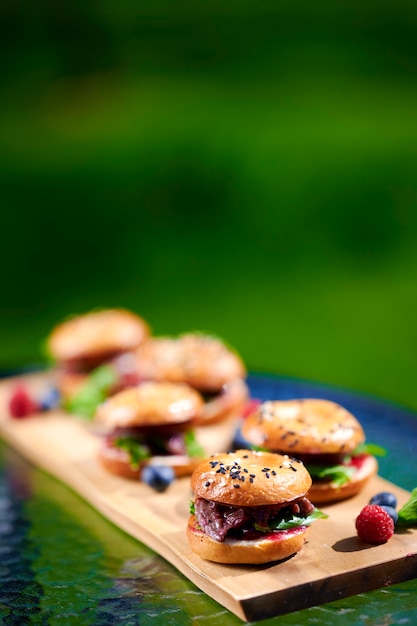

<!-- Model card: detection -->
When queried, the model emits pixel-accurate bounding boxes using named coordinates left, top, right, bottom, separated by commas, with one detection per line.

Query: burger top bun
left=95, top=381, right=204, bottom=429
left=135, top=333, right=246, bottom=393
left=48, top=308, right=150, bottom=362
left=242, top=398, right=364, bottom=456
left=191, top=449, right=312, bottom=508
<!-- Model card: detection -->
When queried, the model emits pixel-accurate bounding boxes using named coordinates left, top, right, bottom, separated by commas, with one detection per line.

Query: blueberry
left=380, top=505, right=399, bottom=526
left=39, top=387, right=61, bottom=411
left=141, top=465, right=175, bottom=492
left=369, top=491, right=398, bottom=509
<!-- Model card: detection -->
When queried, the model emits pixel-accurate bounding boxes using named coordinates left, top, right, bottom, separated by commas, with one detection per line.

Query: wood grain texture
left=1, top=372, right=416, bottom=622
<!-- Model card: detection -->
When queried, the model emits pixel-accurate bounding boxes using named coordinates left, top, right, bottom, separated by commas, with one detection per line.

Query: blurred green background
left=1, top=1, right=417, bottom=410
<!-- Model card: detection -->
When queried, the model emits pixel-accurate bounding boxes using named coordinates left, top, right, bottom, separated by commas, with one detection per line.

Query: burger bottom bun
left=187, top=515, right=309, bottom=564
left=98, top=441, right=201, bottom=480
left=308, top=454, right=378, bottom=505
left=195, top=378, right=249, bottom=426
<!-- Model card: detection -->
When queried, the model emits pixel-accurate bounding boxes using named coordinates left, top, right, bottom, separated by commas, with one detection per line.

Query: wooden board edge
left=238, top=553, right=417, bottom=621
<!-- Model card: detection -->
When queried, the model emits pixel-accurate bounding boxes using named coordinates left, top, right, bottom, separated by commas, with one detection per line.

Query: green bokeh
left=1, top=2, right=417, bottom=410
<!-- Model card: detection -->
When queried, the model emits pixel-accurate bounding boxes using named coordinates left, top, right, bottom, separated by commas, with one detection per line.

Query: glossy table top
left=1, top=372, right=417, bottom=625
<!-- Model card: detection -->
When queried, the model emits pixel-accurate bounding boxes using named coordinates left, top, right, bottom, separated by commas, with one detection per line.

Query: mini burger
left=241, top=399, right=380, bottom=504
left=135, top=332, right=249, bottom=425
left=94, top=381, right=206, bottom=481
left=187, top=449, right=326, bottom=564
left=47, top=308, right=150, bottom=412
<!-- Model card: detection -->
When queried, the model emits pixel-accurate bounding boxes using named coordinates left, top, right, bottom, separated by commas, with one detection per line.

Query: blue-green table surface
left=1, top=373, right=417, bottom=625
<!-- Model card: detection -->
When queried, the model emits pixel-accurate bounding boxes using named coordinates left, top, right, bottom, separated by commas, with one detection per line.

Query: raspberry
left=355, top=504, right=394, bottom=544
left=8, top=385, right=39, bottom=418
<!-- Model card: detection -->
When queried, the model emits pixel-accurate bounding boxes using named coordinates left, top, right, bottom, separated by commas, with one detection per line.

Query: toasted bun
left=54, top=370, right=89, bottom=401
left=194, top=378, right=249, bottom=426
left=135, top=333, right=246, bottom=393
left=98, top=441, right=200, bottom=479
left=48, top=308, right=150, bottom=363
left=95, top=381, right=204, bottom=429
left=242, top=398, right=364, bottom=456
left=187, top=514, right=309, bottom=564
left=191, top=449, right=312, bottom=507
left=308, top=454, right=378, bottom=504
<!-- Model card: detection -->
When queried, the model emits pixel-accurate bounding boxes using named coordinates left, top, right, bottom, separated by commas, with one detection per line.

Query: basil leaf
left=189, top=500, right=196, bottom=515
left=113, top=436, right=151, bottom=470
left=65, top=365, right=117, bottom=419
left=307, top=464, right=355, bottom=487
left=398, top=487, right=417, bottom=526
left=352, top=442, right=387, bottom=457
left=184, top=430, right=205, bottom=458
left=254, top=507, right=328, bottom=533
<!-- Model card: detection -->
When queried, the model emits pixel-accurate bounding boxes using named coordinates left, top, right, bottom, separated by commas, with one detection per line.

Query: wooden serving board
left=0, top=372, right=416, bottom=622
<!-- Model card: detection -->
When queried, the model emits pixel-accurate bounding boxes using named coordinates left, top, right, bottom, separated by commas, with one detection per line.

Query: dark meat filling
left=195, top=496, right=314, bottom=542
left=109, top=426, right=189, bottom=457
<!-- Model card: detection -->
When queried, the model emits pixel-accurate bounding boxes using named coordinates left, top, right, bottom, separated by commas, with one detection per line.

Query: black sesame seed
left=290, top=466, right=297, bottom=472
left=249, top=474, right=255, bottom=478
left=205, top=481, right=210, bottom=486
left=243, top=454, right=249, bottom=458
left=233, top=484, right=240, bottom=489
left=262, top=468, right=270, bottom=472
left=249, top=478, right=254, bottom=483
left=243, top=468, right=248, bottom=473
left=209, top=461, right=218, bottom=468
left=271, top=470, right=277, bottom=475
left=266, top=472, right=270, bottom=478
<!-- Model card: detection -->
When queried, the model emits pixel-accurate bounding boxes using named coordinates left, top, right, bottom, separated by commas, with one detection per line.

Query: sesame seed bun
left=94, top=381, right=204, bottom=429
left=191, top=449, right=312, bottom=508
left=135, top=333, right=246, bottom=393
left=134, top=333, right=248, bottom=425
left=241, top=399, right=376, bottom=504
left=48, top=308, right=150, bottom=363
left=187, top=514, right=309, bottom=564
left=242, top=399, right=365, bottom=456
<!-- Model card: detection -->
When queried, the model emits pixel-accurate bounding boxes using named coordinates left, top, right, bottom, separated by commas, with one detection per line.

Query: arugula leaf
left=398, top=487, right=417, bottom=526
left=113, top=436, right=151, bottom=470
left=254, top=507, right=328, bottom=533
left=189, top=500, right=196, bottom=515
left=251, top=444, right=269, bottom=452
left=65, top=365, right=117, bottom=419
left=352, top=442, right=387, bottom=457
left=184, top=430, right=205, bottom=458
left=307, top=464, right=355, bottom=487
